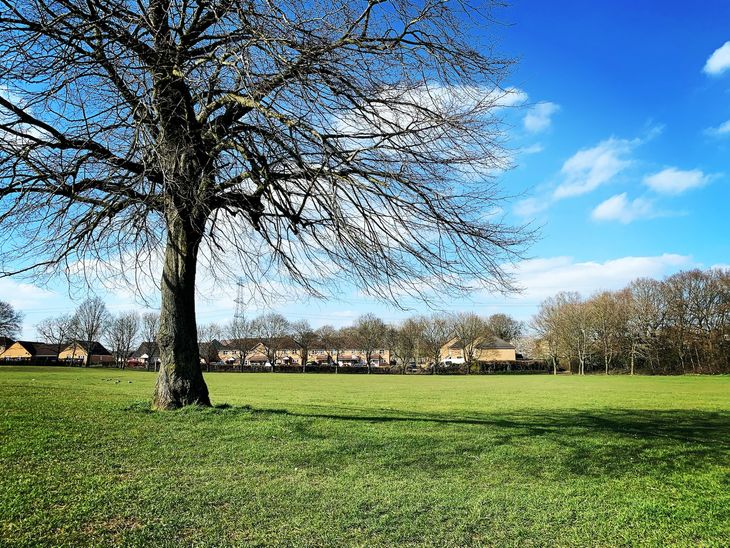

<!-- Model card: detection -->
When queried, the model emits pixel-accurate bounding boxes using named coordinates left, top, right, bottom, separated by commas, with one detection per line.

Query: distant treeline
left=3, top=268, right=728, bottom=376
left=531, top=268, right=730, bottom=375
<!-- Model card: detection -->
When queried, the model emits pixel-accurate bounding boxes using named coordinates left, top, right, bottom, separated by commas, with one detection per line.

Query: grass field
left=0, top=368, right=728, bottom=546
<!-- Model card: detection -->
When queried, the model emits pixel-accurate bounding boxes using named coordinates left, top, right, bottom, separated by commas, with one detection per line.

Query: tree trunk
left=630, top=348, right=635, bottom=376
left=152, top=212, right=211, bottom=409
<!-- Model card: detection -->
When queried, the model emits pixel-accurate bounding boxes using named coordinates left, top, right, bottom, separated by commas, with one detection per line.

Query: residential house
left=441, top=336, right=516, bottom=364
left=0, top=340, right=58, bottom=364
left=216, top=336, right=394, bottom=368
left=58, top=341, right=113, bottom=366
left=128, top=342, right=160, bottom=368
left=218, top=339, right=272, bottom=366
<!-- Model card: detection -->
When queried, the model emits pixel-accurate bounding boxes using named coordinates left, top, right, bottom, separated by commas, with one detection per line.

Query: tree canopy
left=0, top=0, right=528, bottom=407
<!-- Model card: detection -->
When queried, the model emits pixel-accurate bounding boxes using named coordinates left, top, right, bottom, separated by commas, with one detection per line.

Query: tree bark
left=152, top=211, right=211, bottom=409
left=630, top=347, right=635, bottom=376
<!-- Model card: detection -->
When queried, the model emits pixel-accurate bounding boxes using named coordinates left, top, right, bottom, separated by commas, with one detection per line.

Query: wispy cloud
left=502, top=253, right=693, bottom=302
left=703, top=41, right=730, bottom=76
left=519, top=143, right=544, bottom=155
left=643, top=167, right=712, bottom=195
left=705, top=119, right=730, bottom=136
left=514, top=196, right=549, bottom=217
left=523, top=102, right=560, bottom=133
left=552, top=137, right=635, bottom=199
left=514, top=126, right=673, bottom=220
left=0, top=278, right=56, bottom=313
left=495, top=87, right=529, bottom=108
left=591, top=193, right=657, bottom=224
left=515, top=136, right=638, bottom=218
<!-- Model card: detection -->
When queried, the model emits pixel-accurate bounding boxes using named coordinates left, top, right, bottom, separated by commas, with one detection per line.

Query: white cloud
left=493, top=87, right=529, bottom=108
left=591, top=193, right=656, bottom=224
left=523, top=102, right=560, bottom=133
left=553, top=138, right=634, bottom=199
left=514, top=130, right=665, bottom=219
left=0, top=278, right=56, bottom=312
left=703, top=41, right=730, bottom=76
left=643, top=167, right=711, bottom=195
left=520, top=143, right=544, bottom=155
left=0, top=87, right=51, bottom=147
left=513, top=196, right=549, bottom=217
left=705, top=119, right=730, bottom=136
left=502, top=253, right=693, bottom=302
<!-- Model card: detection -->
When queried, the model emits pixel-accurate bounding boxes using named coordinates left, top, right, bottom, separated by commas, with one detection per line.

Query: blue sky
left=5, top=1, right=730, bottom=338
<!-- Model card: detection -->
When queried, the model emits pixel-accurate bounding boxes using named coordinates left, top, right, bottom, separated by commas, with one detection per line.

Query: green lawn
left=1, top=368, right=728, bottom=546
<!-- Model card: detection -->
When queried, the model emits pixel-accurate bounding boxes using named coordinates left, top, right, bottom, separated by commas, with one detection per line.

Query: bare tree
left=0, top=301, right=22, bottom=338
left=419, top=315, right=453, bottom=374
left=587, top=291, right=627, bottom=375
left=0, top=0, right=528, bottom=407
left=252, top=313, right=289, bottom=370
left=531, top=298, right=562, bottom=375
left=387, top=318, right=422, bottom=374
left=290, top=320, right=317, bottom=373
left=487, top=313, right=524, bottom=343
left=539, top=292, right=593, bottom=375
left=627, top=278, right=666, bottom=374
left=354, top=313, right=387, bottom=374
left=562, top=294, right=594, bottom=376
left=316, top=325, right=338, bottom=366
left=530, top=269, right=730, bottom=376
left=451, top=312, right=489, bottom=374
left=226, top=315, right=255, bottom=371
left=513, top=334, right=539, bottom=361
left=107, top=312, right=140, bottom=369
left=72, top=297, right=111, bottom=367
left=141, top=312, right=160, bottom=371
left=36, top=314, right=77, bottom=360
left=198, top=323, right=223, bottom=371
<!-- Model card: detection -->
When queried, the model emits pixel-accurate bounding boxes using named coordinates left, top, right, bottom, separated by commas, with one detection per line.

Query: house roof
left=201, top=339, right=225, bottom=351
left=338, top=353, right=362, bottom=361
left=221, top=336, right=302, bottom=350
left=65, top=340, right=112, bottom=355
left=220, top=335, right=376, bottom=352
left=6, top=340, right=58, bottom=357
left=449, top=336, right=515, bottom=350
left=131, top=342, right=159, bottom=358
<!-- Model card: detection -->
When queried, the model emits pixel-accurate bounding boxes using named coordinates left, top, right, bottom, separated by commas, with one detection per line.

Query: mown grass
left=0, top=368, right=728, bottom=546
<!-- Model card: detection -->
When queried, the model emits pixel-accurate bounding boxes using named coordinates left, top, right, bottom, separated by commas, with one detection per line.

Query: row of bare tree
left=531, top=269, right=730, bottom=375
left=201, top=311, right=523, bottom=374
left=35, top=298, right=159, bottom=368
left=25, top=302, right=521, bottom=373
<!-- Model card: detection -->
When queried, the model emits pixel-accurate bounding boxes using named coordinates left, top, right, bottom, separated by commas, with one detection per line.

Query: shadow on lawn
left=241, top=405, right=729, bottom=444
left=123, top=401, right=729, bottom=478
left=213, top=404, right=730, bottom=478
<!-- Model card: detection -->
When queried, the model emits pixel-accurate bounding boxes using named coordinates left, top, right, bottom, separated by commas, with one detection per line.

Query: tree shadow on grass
left=233, top=404, right=729, bottom=445
left=123, top=401, right=729, bottom=479
left=209, top=404, right=730, bottom=479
